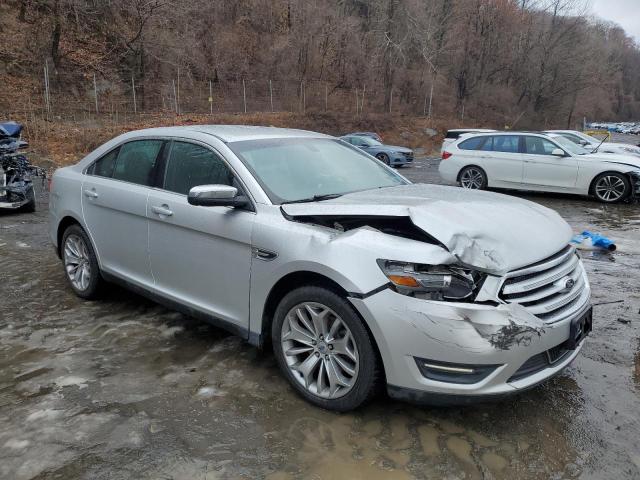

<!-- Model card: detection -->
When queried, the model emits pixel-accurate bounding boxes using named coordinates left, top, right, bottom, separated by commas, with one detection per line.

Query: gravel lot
left=1, top=149, right=639, bottom=479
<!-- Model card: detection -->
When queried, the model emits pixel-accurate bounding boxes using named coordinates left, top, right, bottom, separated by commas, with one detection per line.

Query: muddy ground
left=1, top=154, right=639, bottom=479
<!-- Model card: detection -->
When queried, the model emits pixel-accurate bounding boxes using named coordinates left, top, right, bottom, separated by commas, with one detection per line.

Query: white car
left=439, top=131, right=640, bottom=203
left=546, top=130, right=640, bottom=158
left=441, top=128, right=496, bottom=153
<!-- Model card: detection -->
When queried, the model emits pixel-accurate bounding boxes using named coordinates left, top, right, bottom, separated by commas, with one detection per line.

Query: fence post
left=131, top=75, right=137, bottom=114
left=243, top=79, right=247, bottom=113
left=209, top=80, right=213, bottom=114
left=325, top=84, right=328, bottom=112
left=355, top=88, right=358, bottom=115
left=172, top=79, right=178, bottom=113
left=93, top=73, right=99, bottom=114
left=269, top=79, right=274, bottom=112
left=389, top=88, right=393, bottom=114
left=302, top=81, right=306, bottom=114
left=361, top=85, right=366, bottom=114
left=176, top=67, right=180, bottom=115
left=428, top=78, right=434, bottom=118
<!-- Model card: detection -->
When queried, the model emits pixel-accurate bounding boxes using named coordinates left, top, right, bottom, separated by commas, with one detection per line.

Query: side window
left=492, top=136, right=520, bottom=153
left=163, top=141, right=235, bottom=195
left=458, top=137, right=486, bottom=150
left=88, top=147, right=119, bottom=178
left=480, top=136, right=494, bottom=151
left=112, top=140, right=163, bottom=186
left=562, top=133, right=582, bottom=145
left=524, top=137, right=558, bottom=155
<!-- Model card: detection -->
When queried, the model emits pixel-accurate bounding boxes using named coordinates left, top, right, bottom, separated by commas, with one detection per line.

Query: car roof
left=447, top=128, right=496, bottom=133
left=118, top=125, right=331, bottom=143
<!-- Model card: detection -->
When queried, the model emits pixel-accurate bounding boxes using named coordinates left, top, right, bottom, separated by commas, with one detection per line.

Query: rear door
left=477, top=135, right=524, bottom=186
left=147, top=140, right=254, bottom=329
left=81, top=139, right=164, bottom=287
left=521, top=136, right=578, bottom=189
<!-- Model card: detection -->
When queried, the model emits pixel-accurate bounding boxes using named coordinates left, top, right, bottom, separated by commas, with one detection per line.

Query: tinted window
left=164, top=142, right=234, bottom=195
left=524, top=137, right=558, bottom=155
left=112, top=140, right=163, bottom=186
left=492, top=136, right=520, bottom=153
left=458, top=137, right=486, bottom=150
left=446, top=131, right=462, bottom=139
left=89, top=147, right=119, bottom=177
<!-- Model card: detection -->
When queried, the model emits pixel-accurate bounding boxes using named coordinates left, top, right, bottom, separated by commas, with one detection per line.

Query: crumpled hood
left=281, top=184, right=572, bottom=274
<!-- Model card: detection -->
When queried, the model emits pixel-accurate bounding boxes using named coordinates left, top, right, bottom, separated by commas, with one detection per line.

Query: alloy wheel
left=64, top=234, right=92, bottom=291
left=280, top=302, right=359, bottom=399
left=460, top=167, right=485, bottom=189
left=594, top=175, right=626, bottom=202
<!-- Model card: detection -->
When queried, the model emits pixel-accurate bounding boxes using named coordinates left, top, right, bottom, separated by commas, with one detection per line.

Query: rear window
left=458, top=137, right=486, bottom=150
left=445, top=131, right=465, bottom=139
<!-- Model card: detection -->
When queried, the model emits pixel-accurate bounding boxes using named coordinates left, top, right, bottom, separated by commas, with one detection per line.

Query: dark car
left=341, top=135, right=413, bottom=167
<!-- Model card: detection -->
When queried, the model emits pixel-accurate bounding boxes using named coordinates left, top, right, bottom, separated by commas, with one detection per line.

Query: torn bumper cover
left=0, top=182, right=32, bottom=209
left=349, top=288, right=590, bottom=403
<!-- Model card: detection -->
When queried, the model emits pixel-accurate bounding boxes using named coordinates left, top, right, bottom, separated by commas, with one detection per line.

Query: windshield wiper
left=281, top=193, right=344, bottom=204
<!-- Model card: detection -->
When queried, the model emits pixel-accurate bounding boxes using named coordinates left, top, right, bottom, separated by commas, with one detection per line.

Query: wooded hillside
left=1, top=0, right=640, bottom=129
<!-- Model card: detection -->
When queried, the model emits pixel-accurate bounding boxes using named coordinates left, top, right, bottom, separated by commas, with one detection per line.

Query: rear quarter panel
left=49, top=167, right=86, bottom=251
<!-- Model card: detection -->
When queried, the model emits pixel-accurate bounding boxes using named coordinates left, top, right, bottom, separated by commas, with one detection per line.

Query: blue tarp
left=0, top=122, right=23, bottom=138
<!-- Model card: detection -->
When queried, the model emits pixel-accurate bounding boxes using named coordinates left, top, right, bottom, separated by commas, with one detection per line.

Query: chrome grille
left=499, top=246, right=589, bottom=324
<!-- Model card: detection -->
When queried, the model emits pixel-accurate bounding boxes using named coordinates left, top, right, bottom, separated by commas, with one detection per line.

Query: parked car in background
left=341, top=134, right=413, bottom=167
left=441, top=128, right=497, bottom=152
left=345, top=131, right=383, bottom=142
left=439, top=131, right=640, bottom=203
left=49, top=125, right=592, bottom=411
left=545, top=130, right=640, bottom=157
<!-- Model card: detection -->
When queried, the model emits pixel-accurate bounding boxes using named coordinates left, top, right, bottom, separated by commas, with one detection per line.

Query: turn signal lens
left=388, top=275, right=420, bottom=287
left=442, top=151, right=452, bottom=159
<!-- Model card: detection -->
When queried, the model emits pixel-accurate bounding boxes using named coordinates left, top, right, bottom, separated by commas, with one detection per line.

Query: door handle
left=151, top=205, right=173, bottom=217
left=83, top=189, right=98, bottom=198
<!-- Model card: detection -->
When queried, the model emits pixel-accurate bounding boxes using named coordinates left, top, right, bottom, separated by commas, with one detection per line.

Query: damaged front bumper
left=349, top=287, right=591, bottom=404
left=0, top=184, right=32, bottom=209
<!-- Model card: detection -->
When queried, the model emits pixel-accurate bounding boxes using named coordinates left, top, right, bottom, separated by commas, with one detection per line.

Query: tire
left=591, top=172, right=630, bottom=203
left=61, top=224, right=103, bottom=299
left=376, top=153, right=391, bottom=166
left=22, top=186, right=36, bottom=213
left=458, top=165, right=488, bottom=190
left=272, top=285, right=381, bottom=411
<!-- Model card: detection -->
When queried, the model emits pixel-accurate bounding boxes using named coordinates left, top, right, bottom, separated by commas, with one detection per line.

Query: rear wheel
left=376, top=153, right=391, bottom=166
left=459, top=166, right=488, bottom=190
left=592, top=172, right=630, bottom=203
left=61, top=224, right=103, bottom=299
left=272, top=286, right=380, bottom=411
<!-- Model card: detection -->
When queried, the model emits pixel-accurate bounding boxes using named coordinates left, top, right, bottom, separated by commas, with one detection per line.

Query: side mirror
left=188, top=184, right=249, bottom=207
left=551, top=148, right=566, bottom=157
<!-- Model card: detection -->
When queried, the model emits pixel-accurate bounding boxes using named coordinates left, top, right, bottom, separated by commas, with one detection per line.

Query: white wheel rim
left=595, top=176, right=626, bottom=201
left=64, top=234, right=91, bottom=291
left=461, top=168, right=484, bottom=189
left=281, top=302, right=359, bottom=399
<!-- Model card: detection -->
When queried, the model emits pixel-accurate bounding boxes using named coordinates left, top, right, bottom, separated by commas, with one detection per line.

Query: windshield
left=228, top=138, right=408, bottom=204
left=552, top=136, right=589, bottom=155
left=576, top=132, right=604, bottom=144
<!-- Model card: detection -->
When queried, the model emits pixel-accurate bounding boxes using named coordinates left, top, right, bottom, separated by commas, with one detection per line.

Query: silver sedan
left=49, top=126, right=592, bottom=411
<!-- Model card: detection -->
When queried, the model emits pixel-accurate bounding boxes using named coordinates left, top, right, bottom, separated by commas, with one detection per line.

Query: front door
left=521, top=136, right=578, bottom=189
left=81, top=139, right=164, bottom=287
left=147, top=140, right=254, bottom=328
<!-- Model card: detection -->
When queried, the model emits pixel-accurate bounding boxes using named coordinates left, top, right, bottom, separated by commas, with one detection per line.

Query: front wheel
left=459, top=166, right=488, bottom=190
left=592, top=172, right=630, bottom=203
left=272, top=286, right=380, bottom=411
left=376, top=153, right=391, bottom=166
left=22, top=186, right=36, bottom=213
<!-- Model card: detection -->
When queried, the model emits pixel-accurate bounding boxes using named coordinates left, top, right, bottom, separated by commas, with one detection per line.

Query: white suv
left=439, top=132, right=640, bottom=203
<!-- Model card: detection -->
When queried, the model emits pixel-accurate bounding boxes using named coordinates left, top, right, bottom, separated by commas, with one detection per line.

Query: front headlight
left=377, top=259, right=486, bottom=301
